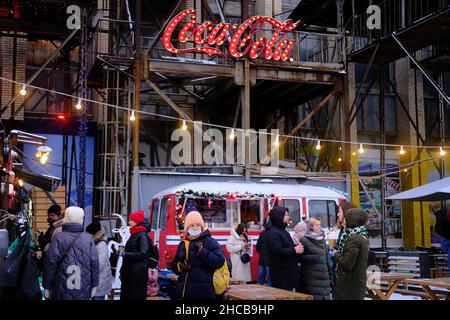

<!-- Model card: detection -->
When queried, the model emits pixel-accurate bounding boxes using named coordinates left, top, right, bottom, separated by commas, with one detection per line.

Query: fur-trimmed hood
left=92, top=226, right=107, bottom=244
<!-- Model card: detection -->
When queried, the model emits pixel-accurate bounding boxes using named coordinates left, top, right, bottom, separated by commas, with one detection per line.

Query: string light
left=18, top=179, right=23, bottom=187
left=358, top=143, right=365, bottom=154
left=182, top=120, right=187, bottom=130
left=20, top=84, right=26, bottom=96
left=440, top=147, right=446, bottom=156
left=274, top=134, right=280, bottom=147
left=75, top=98, right=82, bottom=110
left=40, top=154, right=48, bottom=164
left=400, top=145, right=405, bottom=155
left=315, top=140, right=321, bottom=150
left=229, top=129, right=235, bottom=140
left=338, top=157, right=342, bottom=162
left=403, top=168, right=408, bottom=172
left=0, top=77, right=449, bottom=153
left=129, top=111, right=136, bottom=121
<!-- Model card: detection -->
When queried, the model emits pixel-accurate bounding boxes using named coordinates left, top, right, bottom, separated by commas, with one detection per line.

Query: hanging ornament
left=207, top=197, right=212, bottom=208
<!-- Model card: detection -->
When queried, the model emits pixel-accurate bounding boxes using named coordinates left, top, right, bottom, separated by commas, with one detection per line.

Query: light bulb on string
left=274, top=134, right=280, bottom=147
left=358, top=143, right=365, bottom=154
left=229, top=129, right=235, bottom=140
left=182, top=120, right=187, bottom=130
left=315, top=140, right=321, bottom=150
left=20, top=84, right=27, bottom=96
left=440, top=147, right=446, bottom=156
left=75, top=98, right=82, bottom=110
left=129, top=111, right=136, bottom=122
left=18, top=179, right=23, bottom=187
left=40, top=154, right=48, bottom=164
left=338, top=157, right=342, bottom=162
left=400, top=145, right=405, bottom=155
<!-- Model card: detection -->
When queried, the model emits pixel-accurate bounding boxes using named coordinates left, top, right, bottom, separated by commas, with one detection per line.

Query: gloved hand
left=44, top=289, right=51, bottom=300
left=118, top=246, right=125, bottom=257
left=91, top=287, right=97, bottom=298
left=194, top=241, right=203, bottom=254
left=177, top=261, right=190, bottom=272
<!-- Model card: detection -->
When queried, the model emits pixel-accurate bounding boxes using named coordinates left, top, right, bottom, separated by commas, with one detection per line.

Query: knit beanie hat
left=63, top=206, right=84, bottom=225
left=48, top=204, right=62, bottom=216
left=184, top=211, right=205, bottom=232
left=86, top=220, right=102, bottom=235
left=294, top=221, right=307, bottom=236
left=130, top=210, right=145, bottom=224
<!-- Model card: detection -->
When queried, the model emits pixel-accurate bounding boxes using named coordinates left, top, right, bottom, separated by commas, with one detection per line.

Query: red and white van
left=148, top=181, right=345, bottom=282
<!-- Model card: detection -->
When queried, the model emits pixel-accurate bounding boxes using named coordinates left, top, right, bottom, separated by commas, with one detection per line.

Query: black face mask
left=47, top=218, right=54, bottom=225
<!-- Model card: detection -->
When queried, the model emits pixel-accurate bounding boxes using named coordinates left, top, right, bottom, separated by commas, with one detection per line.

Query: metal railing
left=144, top=30, right=344, bottom=68
left=352, top=0, right=450, bottom=51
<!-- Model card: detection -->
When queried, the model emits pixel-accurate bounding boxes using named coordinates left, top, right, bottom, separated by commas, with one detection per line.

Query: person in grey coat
left=86, top=220, right=113, bottom=300
left=298, top=218, right=331, bottom=300
left=43, top=207, right=99, bottom=300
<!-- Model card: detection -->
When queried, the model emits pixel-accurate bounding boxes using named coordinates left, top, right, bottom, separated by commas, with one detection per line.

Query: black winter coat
left=256, top=223, right=271, bottom=267
left=299, top=235, right=331, bottom=299
left=333, top=208, right=370, bottom=300
left=0, top=230, right=42, bottom=300
left=171, top=230, right=225, bottom=300
left=120, top=221, right=151, bottom=300
left=43, top=223, right=99, bottom=300
left=267, top=226, right=299, bottom=291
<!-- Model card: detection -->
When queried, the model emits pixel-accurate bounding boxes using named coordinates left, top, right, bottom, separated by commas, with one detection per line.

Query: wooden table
left=229, top=278, right=244, bottom=285
left=404, top=277, right=450, bottom=300
left=366, top=273, right=412, bottom=300
left=225, top=284, right=313, bottom=300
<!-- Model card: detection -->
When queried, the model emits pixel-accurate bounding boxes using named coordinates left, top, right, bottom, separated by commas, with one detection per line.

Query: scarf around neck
left=130, top=225, right=147, bottom=235
left=338, top=226, right=368, bottom=253
left=305, top=229, right=325, bottom=241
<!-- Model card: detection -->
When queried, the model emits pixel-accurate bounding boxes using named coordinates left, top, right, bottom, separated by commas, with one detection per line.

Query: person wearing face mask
left=119, top=210, right=151, bottom=300
left=226, top=223, right=252, bottom=283
left=298, top=218, right=332, bottom=300
left=267, top=206, right=304, bottom=291
left=171, top=211, right=225, bottom=300
left=38, top=204, right=64, bottom=253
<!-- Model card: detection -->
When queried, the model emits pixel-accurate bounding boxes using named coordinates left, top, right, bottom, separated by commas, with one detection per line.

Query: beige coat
left=226, top=229, right=251, bottom=282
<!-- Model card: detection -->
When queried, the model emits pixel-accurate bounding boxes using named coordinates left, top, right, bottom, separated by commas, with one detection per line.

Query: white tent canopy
left=387, top=176, right=450, bottom=201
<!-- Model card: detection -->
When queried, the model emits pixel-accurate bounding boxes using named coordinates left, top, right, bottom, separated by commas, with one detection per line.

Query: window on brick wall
left=355, top=63, right=397, bottom=133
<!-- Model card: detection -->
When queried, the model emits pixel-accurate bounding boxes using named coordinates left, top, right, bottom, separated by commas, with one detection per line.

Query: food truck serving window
left=308, top=200, right=337, bottom=228
left=240, top=199, right=262, bottom=229
left=184, top=198, right=231, bottom=229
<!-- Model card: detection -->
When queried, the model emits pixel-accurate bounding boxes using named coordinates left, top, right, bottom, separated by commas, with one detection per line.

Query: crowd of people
left=0, top=205, right=154, bottom=300
left=171, top=201, right=371, bottom=300
left=1, top=198, right=373, bottom=301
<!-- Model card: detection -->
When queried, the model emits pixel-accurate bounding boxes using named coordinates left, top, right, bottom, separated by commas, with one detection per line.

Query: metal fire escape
left=89, top=1, right=133, bottom=218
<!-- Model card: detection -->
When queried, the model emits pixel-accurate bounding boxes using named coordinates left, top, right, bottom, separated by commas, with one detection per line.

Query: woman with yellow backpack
left=171, top=211, right=227, bottom=300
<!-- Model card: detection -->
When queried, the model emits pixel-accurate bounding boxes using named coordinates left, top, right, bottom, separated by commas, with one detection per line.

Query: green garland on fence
left=178, top=189, right=274, bottom=200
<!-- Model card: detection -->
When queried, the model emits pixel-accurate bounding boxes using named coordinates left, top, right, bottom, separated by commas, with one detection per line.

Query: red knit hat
left=130, top=210, right=145, bottom=224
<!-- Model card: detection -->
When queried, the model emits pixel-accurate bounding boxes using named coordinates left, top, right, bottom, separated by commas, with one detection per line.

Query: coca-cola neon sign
left=162, top=9, right=300, bottom=62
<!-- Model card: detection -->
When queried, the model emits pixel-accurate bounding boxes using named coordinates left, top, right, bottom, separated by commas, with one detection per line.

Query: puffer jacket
left=120, top=220, right=151, bottom=300
left=333, top=208, right=370, bottom=300
left=171, top=229, right=225, bottom=300
left=92, top=227, right=113, bottom=296
left=299, top=235, right=331, bottom=299
left=226, top=229, right=251, bottom=282
left=43, top=223, right=99, bottom=300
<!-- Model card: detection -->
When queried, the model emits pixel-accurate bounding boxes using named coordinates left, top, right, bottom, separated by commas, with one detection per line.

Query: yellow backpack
left=183, top=240, right=230, bottom=295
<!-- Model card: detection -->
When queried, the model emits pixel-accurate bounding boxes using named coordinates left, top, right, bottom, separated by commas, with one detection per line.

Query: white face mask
left=188, top=228, right=201, bottom=237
